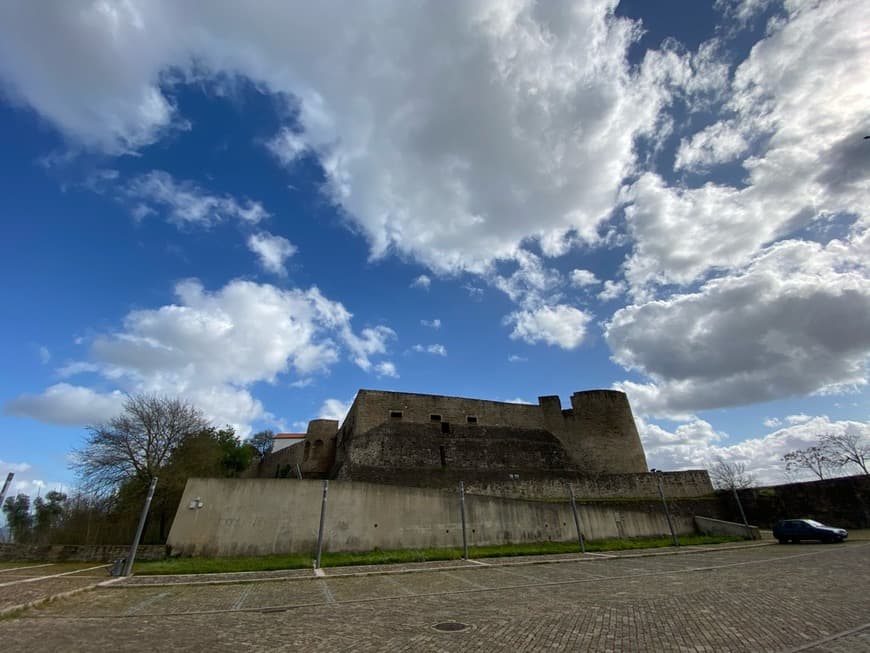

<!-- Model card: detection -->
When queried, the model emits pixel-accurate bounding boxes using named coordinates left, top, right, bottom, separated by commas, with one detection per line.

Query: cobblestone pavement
left=0, top=542, right=867, bottom=652
left=0, top=562, right=110, bottom=613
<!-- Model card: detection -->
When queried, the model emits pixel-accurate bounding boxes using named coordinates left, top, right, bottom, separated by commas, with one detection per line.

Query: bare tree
left=709, top=457, right=755, bottom=490
left=782, top=446, right=835, bottom=480
left=72, top=394, right=210, bottom=493
left=249, top=430, right=276, bottom=458
left=820, top=431, right=870, bottom=475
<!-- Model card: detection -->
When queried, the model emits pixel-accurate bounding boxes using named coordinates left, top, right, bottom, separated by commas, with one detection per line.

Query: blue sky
left=1, top=0, right=868, bottom=498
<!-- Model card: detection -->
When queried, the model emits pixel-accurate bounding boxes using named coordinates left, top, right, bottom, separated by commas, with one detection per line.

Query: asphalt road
left=1, top=542, right=868, bottom=652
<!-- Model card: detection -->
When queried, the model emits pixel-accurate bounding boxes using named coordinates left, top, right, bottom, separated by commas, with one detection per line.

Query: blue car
left=773, top=519, right=848, bottom=544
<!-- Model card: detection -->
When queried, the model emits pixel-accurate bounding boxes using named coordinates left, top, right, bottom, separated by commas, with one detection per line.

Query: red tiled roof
left=274, top=433, right=306, bottom=439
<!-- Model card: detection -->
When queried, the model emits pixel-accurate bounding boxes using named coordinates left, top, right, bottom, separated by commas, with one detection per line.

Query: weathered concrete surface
left=695, top=515, right=760, bottom=540
left=167, top=478, right=701, bottom=556
left=0, top=544, right=165, bottom=563
left=1, top=542, right=868, bottom=651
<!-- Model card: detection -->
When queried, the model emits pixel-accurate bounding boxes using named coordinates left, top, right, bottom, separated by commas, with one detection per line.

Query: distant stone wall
left=0, top=543, right=166, bottom=562
left=167, top=478, right=720, bottom=557
left=722, top=475, right=870, bottom=529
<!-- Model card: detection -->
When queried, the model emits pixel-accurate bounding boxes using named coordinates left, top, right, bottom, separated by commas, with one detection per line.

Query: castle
left=257, top=388, right=705, bottom=499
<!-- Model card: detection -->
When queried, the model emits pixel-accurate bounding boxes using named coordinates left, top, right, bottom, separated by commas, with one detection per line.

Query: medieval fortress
left=168, top=389, right=715, bottom=556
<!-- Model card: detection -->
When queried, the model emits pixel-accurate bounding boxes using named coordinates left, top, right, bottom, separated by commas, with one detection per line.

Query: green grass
left=132, top=534, right=743, bottom=575
left=133, top=553, right=312, bottom=575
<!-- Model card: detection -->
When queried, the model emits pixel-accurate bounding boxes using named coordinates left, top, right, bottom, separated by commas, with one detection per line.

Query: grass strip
left=132, top=534, right=742, bottom=575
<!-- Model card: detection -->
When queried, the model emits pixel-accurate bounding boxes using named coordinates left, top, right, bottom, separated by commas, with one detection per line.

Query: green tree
left=33, top=490, right=67, bottom=543
left=2, top=494, right=33, bottom=543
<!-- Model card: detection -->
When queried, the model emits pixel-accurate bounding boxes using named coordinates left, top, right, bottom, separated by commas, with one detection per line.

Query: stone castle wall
left=335, top=388, right=648, bottom=477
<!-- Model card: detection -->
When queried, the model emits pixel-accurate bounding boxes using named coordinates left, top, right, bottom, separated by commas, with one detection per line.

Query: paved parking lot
left=1, top=542, right=868, bottom=651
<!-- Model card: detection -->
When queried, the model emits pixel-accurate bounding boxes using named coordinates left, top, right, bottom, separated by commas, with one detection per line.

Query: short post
left=122, top=476, right=158, bottom=576
left=732, top=486, right=752, bottom=539
left=315, top=480, right=329, bottom=569
left=568, top=483, right=586, bottom=553
left=653, top=470, right=679, bottom=547
left=295, top=464, right=303, bottom=480
left=459, top=481, right=469, bottom=560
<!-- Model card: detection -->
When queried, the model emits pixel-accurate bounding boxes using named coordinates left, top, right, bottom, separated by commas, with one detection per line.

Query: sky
left=1, top=0, right=868, bottom=501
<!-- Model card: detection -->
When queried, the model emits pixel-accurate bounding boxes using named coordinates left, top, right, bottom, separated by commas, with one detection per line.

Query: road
left=0, top=542, right=868, bottom=651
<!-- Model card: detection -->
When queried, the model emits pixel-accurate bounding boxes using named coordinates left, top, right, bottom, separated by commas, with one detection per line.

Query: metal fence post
left=0, top=472, right=13, bottom=508
left=459, top=481, right=468, bottom=560
left=732, top=486, right=752, bottom=539
left=568, top=483, right=586, bottom=553
left=653, top=471, right=679, bottom=547
left=122, top=476, right=158, bottom=576
left=315, top=480, right=329, bottom=569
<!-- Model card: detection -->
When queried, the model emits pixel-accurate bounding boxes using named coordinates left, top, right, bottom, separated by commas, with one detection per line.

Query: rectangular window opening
left=430, top=414, right=442, bottom=422
left=441, top=421, right=450, bottom=434
left=389, top=410, right=403, bottom=419
left=466, top=416, right=478, bottom=424
left=439, top=445, right=446, bottom=467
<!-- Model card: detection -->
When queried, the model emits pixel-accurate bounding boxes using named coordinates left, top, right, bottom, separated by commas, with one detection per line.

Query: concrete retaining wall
left=694, top=516, right=759, bottom=540
left=167, top=478, right=708, bottom=557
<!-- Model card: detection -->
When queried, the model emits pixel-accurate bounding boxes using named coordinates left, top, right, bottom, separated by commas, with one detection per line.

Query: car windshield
left=804, top=520, right=826, bottom=527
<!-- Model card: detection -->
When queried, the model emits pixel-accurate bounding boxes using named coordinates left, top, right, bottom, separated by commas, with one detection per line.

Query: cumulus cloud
left=597, top=280, right=626, bottom=302
left=247, top=231, right=297, bottom=276
left=641, top=414, right=870, bottom=484
left=420, top=318, right=441, bottom=329
left=609, top=234, right=870, bottom=416
left=506, top=304, right=592, bottom=350
left=0, top=0, right=686, bottom=275
left=570, top=269, right=599, bottom=288
left=6, top=280, right=395, bottom=433
left=623, top=1, right=869, bottom=292
left=412, top=344, right=447, bottom=356
left=317, top=397, right=353, bottom=424
left=374, top=361, right=398, bottom=378
left=125, top=171, right=269, bottom=227
left=4, top=384, right=125, bottom=426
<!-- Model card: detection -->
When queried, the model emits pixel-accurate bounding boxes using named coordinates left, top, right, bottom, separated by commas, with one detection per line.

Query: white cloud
left=317, top=397, right=353, bottom=425
left=247, top=231, right=297, bottom=276
left=411, top=275, right=431, bottom=290
left=4, top=383, right=125, bottom=426
left=0, top=1, right=682, bottom=275
left=125, top=171, right=269, bottom=227
left=412, top=344, right=447, bottom=356
left=763, top=417, right=782, bottom=428
left=785, top=413, right=812, bottom=425
left=0, top=460, right=32, bottom=475
left=608, top=234, right=870, bottom=416
left=623, top=1, right=870, bottom=293
left=570, top=269, right=599, bottom=288
left=38, top=346, right=51, bottom=364
left=420, top=318, right=441, bottom=329
left=374, top=361, right=398, bottom=378
left=640, top=414, right=870, bottom=485
left=506, top=304, right=592, bottom=350
left=597, top=280, right=626, bottom=302
left=6, top=279, right=395, bottom=434
left=508, top=354, right=527, bottom=363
